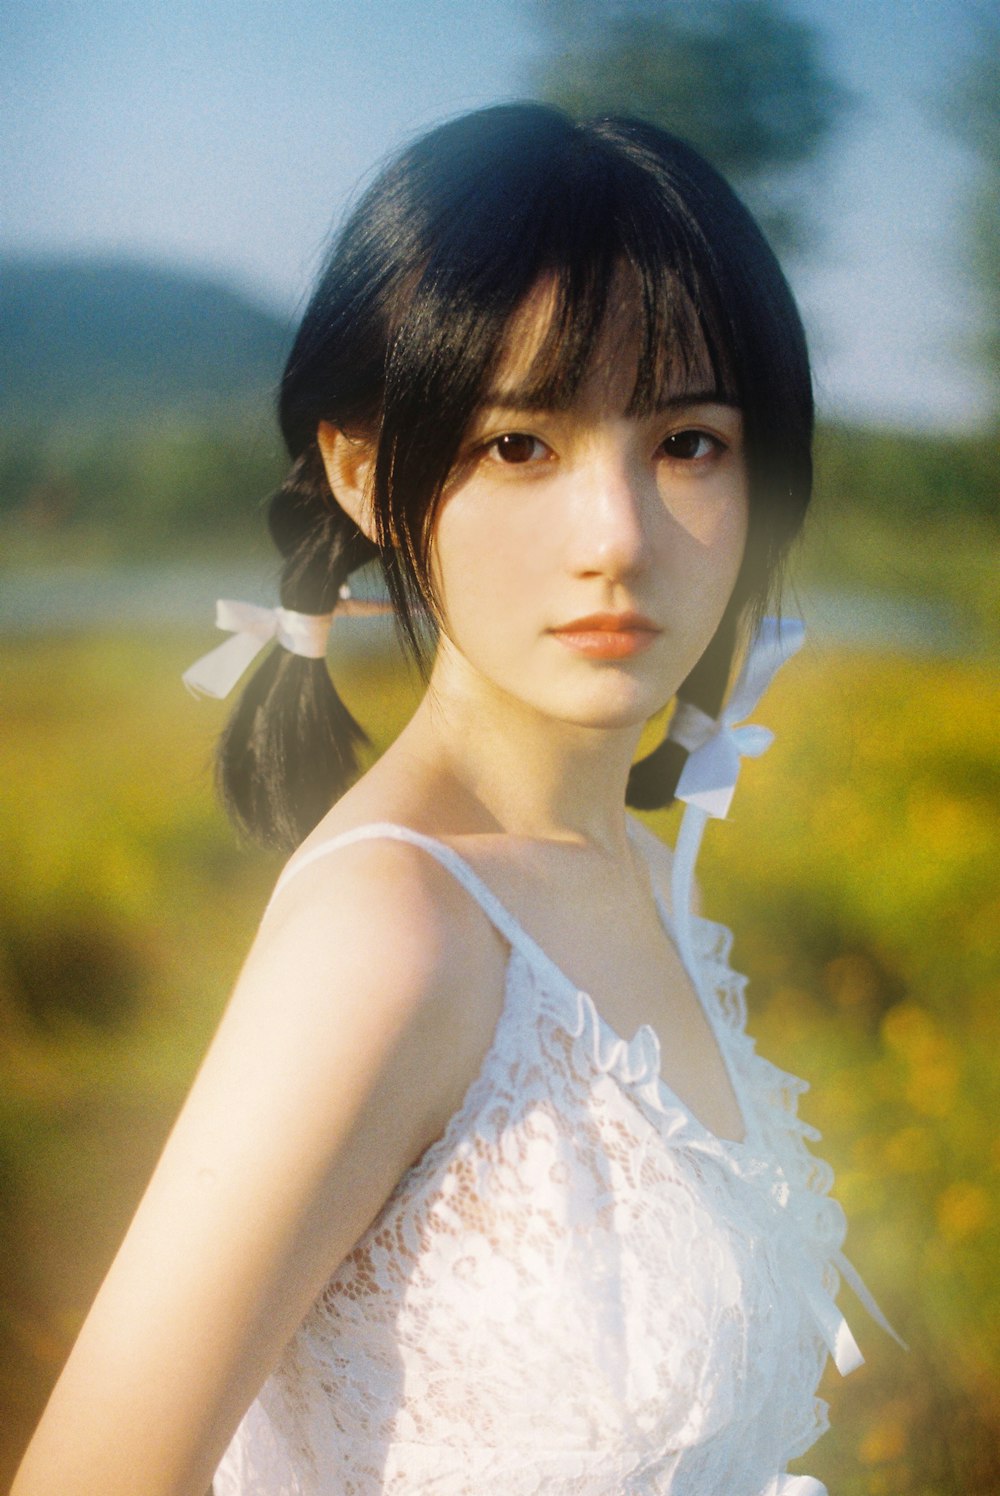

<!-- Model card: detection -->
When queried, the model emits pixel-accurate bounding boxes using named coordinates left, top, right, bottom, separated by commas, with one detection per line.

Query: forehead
left=487, top=268, right=720, bottom=414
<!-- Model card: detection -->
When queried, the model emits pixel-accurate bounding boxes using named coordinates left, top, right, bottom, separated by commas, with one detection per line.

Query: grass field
left=2, top=627, right=998, bottom=1493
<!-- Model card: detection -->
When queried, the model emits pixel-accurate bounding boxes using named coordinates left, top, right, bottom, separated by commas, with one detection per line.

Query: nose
left=568, top=448, right=651, bottom=582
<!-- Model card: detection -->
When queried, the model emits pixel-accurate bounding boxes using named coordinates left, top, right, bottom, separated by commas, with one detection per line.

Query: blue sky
left=1, top=0, right=992, bottom=430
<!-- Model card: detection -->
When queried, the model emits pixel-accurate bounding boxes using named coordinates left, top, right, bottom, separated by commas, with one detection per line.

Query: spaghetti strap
left=267, top=821, right=571, bottom=986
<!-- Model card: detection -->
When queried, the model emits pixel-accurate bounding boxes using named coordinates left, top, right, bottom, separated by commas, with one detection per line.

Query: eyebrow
left=479, top=386, right=740, bottom=413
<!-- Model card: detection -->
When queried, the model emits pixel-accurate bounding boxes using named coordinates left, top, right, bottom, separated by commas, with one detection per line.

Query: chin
left=547, top=682, right=670, bottom=733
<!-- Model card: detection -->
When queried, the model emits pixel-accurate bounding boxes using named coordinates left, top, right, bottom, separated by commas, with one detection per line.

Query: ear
left=316, top=420, right=378, bottom=543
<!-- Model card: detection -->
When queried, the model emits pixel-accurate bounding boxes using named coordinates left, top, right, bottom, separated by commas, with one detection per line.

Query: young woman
left=13, top=103, right=899, bottom=1496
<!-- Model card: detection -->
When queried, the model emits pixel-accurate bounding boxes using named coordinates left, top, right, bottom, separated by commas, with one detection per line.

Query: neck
left=397, top=645, right=648, bottom=856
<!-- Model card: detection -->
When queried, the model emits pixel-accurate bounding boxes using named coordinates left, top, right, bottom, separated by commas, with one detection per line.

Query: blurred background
left=1, top=1, right=997, bottom=1490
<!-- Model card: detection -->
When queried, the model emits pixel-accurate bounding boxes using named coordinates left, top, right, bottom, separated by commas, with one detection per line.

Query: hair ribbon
left=183, top=593, right=395, bottom=700
left=667, top=616, right=805, bottom=978
left=182, top=599, right=334, bottom=699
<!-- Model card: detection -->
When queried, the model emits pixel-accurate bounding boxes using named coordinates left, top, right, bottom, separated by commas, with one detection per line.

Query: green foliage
left=945, top=17, right=1000, bottom=401
left=814, top=422, right=998, bottom=523
left=799, top=424, right=1000, bottom=655
left=530, top=0, right=851, bottom=248
left=0, top=414, right=286, bottom=545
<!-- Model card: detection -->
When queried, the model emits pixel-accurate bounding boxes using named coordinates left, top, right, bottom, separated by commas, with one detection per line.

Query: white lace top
left=213, top=807, right=893, bottom=1496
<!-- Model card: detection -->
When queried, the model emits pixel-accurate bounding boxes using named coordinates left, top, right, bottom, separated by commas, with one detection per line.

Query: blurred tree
left=946, top=15, right=1000, bottom=410
left=530, top=0, right=851, bottom=250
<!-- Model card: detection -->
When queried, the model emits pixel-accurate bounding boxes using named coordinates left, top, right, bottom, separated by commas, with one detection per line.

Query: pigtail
left=216, top=446, right=378, bottom=850
left=626, top=602, right=741, bottom=812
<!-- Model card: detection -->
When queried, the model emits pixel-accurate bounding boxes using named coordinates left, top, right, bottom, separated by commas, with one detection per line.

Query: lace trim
left=531, top=906, right=877, bottom=1377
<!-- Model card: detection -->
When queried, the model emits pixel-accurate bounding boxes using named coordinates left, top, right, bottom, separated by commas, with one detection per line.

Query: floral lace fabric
left=213, top=822, right=863, bottom=1496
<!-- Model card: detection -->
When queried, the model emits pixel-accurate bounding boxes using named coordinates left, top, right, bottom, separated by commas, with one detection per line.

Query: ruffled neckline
left=536, top=914, right=759, bottom=1154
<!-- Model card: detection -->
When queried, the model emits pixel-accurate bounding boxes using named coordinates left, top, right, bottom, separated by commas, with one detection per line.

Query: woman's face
left=427, top=286, right=749, bottom=734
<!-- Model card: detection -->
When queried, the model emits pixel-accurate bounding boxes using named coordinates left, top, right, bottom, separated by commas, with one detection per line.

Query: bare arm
left=12, top=839, right=506, bottom=1496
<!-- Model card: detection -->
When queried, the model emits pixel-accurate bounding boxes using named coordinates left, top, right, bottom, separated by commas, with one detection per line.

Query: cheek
left=666, top=487, right=749, bottom=597
left=429, top=493, right=537, bottom=631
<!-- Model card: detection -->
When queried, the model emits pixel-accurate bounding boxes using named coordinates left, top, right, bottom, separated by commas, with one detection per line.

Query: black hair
left=218, top=101, right=813, bottom=848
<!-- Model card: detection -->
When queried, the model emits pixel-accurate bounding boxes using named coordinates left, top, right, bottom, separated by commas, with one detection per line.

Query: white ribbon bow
left=667, top=616, right=805, bottom=981
left=671, top=615, right=805, bottom=820
left=182, top=599, right=333, bottom=700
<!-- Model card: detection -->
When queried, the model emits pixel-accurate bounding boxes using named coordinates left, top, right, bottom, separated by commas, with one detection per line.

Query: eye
left=485, top=432, right=550, bottom=465
left=660, top=429, right=722, bottom=461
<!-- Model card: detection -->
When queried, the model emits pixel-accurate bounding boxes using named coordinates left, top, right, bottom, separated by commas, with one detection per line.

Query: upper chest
left=464, top=839, right=746, bottom=1143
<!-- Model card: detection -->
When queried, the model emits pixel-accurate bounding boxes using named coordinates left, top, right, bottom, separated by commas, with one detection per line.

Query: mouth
left=549, top=611, right=662, bottom=660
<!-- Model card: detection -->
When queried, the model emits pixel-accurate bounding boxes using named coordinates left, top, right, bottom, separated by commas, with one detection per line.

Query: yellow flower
left=936, top=1181, right=991, bottom=1244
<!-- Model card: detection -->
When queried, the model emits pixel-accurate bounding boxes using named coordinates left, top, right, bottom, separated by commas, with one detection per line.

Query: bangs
left=454, top=118, right=744, bottom=419
left=488, top=256, right=739, bottom=419
left=376, top=124, right=743, bottom=600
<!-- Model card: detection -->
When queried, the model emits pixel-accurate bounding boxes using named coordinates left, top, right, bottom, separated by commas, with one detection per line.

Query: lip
left=550, top=611, right=662, bottom=660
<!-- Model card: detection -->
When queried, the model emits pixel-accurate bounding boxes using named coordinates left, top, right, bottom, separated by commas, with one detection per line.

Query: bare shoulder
left=235, top=830, right=511, bottom=1151
left=259, top=829, right=507, bottom=1003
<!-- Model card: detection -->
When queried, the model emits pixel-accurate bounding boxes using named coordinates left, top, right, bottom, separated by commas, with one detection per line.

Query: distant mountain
left=0, top=256, right=295, bottom=424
